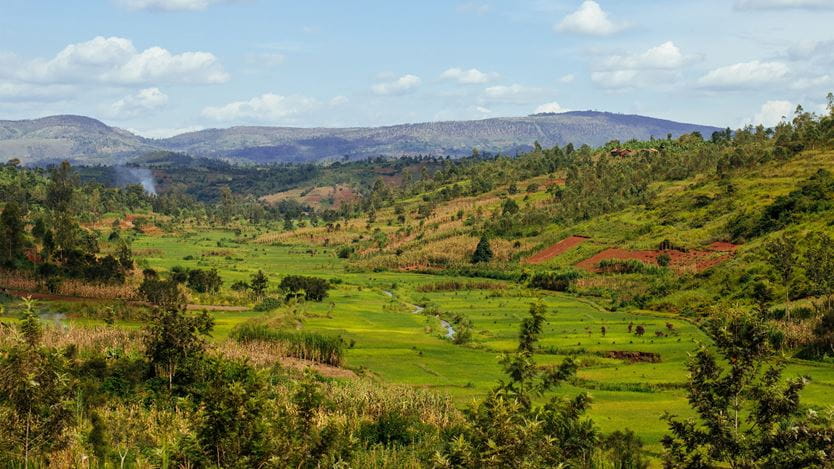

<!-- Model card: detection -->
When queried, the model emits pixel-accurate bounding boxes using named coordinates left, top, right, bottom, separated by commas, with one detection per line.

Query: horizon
left=2, top=1, right=833, bottom=137
left=3, top=108, right=729, bottom=139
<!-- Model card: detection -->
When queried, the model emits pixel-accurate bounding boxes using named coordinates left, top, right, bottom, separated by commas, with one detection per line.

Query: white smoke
left=114, top=166, right=157, bottom=195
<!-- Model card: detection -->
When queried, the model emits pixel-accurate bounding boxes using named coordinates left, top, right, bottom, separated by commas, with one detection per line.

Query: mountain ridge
left=0, top=111, right=723, bottom=165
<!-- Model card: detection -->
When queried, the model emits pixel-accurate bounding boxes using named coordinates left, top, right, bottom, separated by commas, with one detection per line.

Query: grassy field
left=29, top=229, right=817, bottom=456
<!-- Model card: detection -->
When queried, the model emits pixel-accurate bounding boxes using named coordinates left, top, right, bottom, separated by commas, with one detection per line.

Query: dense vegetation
left=1, top=94, right=834, bottom=467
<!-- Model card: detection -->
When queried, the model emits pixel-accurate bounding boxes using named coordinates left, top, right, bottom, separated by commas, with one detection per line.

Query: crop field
left=12, top=228, right=811, bottom=456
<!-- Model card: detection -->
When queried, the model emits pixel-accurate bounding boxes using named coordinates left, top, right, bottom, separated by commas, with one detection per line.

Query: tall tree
left=0, top=201, right=26, bottom=265
left=764, top=233, right=797, bottom=318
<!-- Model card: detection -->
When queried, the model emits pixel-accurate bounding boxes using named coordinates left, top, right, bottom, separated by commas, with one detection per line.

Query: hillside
left=0, top=115, right=155, bottom=165
left=0, top=111, right=722, bottom=165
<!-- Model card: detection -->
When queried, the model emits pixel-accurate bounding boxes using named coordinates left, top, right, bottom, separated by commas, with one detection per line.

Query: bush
left=337, top=246, right=354, bottom=259
left=279, top=275, right=330, bottom=302
left=253, top=297, right=282, bottom=312
left=186, top=268, right=222, bottom=294
left=529, top=270, right=581, bottom=292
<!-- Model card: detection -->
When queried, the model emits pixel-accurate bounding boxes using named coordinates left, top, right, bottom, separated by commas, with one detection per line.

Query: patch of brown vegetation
left=524, top=235, right=590, bottom=264
left=605, top=351, right=661, bottom=363
left=215, top=341, right=355, bottom=379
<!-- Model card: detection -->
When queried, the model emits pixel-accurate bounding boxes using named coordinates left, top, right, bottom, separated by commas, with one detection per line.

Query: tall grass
left=231, top=323, right=345, bottom=366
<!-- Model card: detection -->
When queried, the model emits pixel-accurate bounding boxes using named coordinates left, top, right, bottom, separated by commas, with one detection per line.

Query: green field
left=73, top=229, right=830, bottom=455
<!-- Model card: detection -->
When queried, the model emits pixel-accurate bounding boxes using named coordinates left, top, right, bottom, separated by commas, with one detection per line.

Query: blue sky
left=1, top=0, right=833, bottom=137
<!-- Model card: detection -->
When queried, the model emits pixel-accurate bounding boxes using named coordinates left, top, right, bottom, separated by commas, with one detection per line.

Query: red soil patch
left=525, top=236, right=590, bottom=264
left=706, top=241, right=739, bottom=252
left=545, top=178, right=566, bottom=187
left=576, top=244, right=738, bottom=273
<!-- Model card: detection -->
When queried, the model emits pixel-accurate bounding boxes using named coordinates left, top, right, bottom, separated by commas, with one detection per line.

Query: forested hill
left=0, top=111, right=721, bottom=165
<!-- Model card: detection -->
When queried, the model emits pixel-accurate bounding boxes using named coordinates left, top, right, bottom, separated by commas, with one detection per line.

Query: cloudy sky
left=1, top=0, right=833, bottom=137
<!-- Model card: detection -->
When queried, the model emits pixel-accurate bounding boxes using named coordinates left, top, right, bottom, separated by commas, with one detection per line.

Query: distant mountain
left=0, top=115, right=156, bottom=165
left=0, top=112, right=723, bottom=165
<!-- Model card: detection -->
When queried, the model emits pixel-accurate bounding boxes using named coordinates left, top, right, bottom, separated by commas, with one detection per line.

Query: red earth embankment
left=524, top=235, right=590, bottom=264
left=576, top=242, right=740, bottom=273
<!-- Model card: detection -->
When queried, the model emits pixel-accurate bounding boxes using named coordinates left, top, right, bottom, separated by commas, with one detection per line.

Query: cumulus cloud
left=202, top=93, right=319, bottom=122
left=560, top=74, right=575, bottom=83
left=107, top=87, right=168, bottom=119
left=8, top=36, right=228, bottom=85
left=698, top=60, right=789, bottom=89
left=601, top=41, right=684, bottom=70
left=735, top=0, right=834, bottom=9
left=441, top=67, right=497, bottom=84
left=747, top=100, right=794, bottom=127
left=371, top=74, right=421, bottom=95
left=555, top=1, right=628, bottom=36
left=534, top=102, right=569, bottom=114
left=118, top=0, right=243, bottom=11
left=591, top=41, right=685, bottom=89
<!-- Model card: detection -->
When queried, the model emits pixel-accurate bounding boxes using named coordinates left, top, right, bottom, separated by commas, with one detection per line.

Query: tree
left=471, top=235, right=493, bottom=264
left=764, top=233, right=797, bottom=318
left=801, top=231, right=834, bottom=313
left=439, top=303, right=597, bottom=467
left=0, top=201, right=26, bottom=266
left=143, top=308, right=214, bottom=391
left=138, top=277, right=187, bottom=311
left=250, top=270, right=269, bottom=299
left=0, top=298, right=75, bottom=467
left=662, top=311, right=834, bottom=468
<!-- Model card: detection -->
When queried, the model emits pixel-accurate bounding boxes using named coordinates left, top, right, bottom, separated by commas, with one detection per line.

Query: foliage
left=279, top=275, right=331, bottom=302
left=470, top=236, right=493, bottom=264
left=662, top=311, right=834, bottom=468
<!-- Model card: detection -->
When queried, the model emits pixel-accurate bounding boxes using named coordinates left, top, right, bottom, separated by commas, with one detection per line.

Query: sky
left=1, top=0, right=833, bottom=137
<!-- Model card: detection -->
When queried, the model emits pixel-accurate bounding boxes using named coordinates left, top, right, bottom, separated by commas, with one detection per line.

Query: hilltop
left=0, top=111, right=722, bottom=165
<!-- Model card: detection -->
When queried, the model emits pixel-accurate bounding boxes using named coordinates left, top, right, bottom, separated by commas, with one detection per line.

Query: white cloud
left=484, top=84, right=527, bottom=98
left=747, top=100, right=794, bottom=127
left=330, top=95, right=349, bottom=106
left=534, top=102, right=569, bottom=114
left=107, top=87, right=168, bottom=119
left=118, top=0, right=242, bottom=11
left=591, top=41, right=685, bottom=89
left=475, top=106, right=492, bottom=114
left=735, top=0, right=834, bottom=9
left=10, top=36, right=228, bottom=85
left=555, top=1, right=627, bottom=36
left=441, top=67, right=497, bottom=84
left=371, top=74, right=421, bottom=95
left=698, top=60, right=789, bottom=89
left=790, top=75, right=832, bottom=90
left=202, top=93, right=319, bottom=122
left=560, top=74, right=575, bottom=83
left=601, top=41, right=684, bottom=70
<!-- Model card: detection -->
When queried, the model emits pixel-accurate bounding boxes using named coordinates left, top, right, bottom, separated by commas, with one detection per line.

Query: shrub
left=253, top=297, right=282, bottom=312
left=337, top=246, right=354, bottom=259
left=186, top=268, right=222, bottom=294
left=529, top=270, right=581, bottom=292
left=279, top=275, right=330, bottom=302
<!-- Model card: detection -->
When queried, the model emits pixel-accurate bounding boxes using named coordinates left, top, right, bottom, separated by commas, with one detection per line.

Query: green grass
left=109, top=227, right=834, bottom=455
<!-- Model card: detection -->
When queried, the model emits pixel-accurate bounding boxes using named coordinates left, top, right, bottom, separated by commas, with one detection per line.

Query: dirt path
left=525, top=235, right=590, bottom=264
left=3, top=289, right=249, bottom=312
